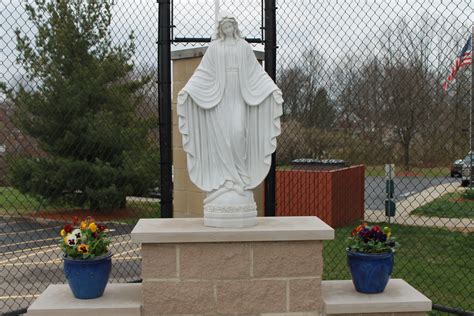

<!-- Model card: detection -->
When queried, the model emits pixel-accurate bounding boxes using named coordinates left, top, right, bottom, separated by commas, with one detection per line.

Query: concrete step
left=26, top=283, right=142, bottom=316
left=322, top=279, right=431, bottom=315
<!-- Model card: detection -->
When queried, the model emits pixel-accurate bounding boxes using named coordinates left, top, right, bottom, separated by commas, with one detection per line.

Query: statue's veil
left=212, top=0, right=237, bottom=40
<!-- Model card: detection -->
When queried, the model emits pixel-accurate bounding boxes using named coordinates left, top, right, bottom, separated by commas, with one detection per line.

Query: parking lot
left=364, top=176, right=460, bottom=211
left=0, top=217, right=141, bottom=314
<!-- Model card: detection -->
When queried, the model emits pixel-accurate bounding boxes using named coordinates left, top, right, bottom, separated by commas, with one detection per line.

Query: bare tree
left=277, top=48, right=335, bottom=128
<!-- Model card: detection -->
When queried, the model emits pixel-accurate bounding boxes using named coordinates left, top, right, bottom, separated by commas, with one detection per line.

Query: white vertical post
left=214, top=0, right=220, bottom=27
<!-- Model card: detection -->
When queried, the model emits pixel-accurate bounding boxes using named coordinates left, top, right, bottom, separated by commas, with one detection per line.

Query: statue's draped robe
left=177, top=39, right=283, bottom=192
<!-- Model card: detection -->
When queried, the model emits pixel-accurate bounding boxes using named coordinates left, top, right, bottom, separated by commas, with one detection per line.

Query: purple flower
left=358, top=228, right=370, bottom=238
left=375, top=231, right=386, bottom=242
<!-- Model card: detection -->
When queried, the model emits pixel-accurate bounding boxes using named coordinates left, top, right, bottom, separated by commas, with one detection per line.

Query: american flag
left=442, top=36, right=472, bottom=91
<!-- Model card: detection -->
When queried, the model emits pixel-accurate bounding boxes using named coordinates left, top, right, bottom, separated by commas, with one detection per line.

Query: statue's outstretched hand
left=177, top=91, right=188, bottom=104
left=272, top=90, right=283, bottom=104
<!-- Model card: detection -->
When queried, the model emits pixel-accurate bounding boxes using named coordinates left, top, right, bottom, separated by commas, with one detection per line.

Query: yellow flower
left=89, top=222, right=97, bottom=233
left=77, top=244, right=89, bottom=254
left=60, top=229, right=66, bottom=237
left=383, top=227, right=391, bottom=239
left=80, top=221, right=87, bottom=230
left=63, top=236, right=69, bottom=245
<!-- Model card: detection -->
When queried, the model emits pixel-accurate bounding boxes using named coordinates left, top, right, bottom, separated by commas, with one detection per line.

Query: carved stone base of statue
left=203, top=185, right=257, bottom=228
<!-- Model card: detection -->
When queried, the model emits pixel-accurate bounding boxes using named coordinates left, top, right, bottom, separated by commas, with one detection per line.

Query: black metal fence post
left=264, top=0, right=277, bottom=216
left=158, top=0, right=173, bottom=218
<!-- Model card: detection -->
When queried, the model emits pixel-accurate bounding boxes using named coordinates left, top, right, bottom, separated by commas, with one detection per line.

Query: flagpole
left=470, top=25, right=473, bottom=189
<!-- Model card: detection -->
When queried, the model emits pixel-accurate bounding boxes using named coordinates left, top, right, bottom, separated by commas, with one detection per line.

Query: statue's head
left=215, top=14, right=242, bottom=40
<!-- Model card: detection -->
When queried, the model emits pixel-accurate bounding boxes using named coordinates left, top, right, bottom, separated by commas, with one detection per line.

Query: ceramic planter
left=63, top=252, right=112, bottom=299
left=346, top=249, right=394, bottom=293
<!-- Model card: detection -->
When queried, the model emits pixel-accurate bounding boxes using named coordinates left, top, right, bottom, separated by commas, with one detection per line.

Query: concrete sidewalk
left=365, top=183, right=474, bottom=232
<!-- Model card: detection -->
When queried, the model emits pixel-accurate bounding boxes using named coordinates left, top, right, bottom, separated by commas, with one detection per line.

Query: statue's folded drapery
left=177, top=39, right=283, bottom=192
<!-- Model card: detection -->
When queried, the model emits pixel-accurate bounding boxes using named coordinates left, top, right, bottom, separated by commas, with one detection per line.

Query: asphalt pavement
left=364, top=176, right=460, bottom=211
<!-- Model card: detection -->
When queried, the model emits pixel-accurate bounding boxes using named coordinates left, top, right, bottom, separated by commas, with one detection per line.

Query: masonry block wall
left=141, top=240, right=323, bottom=315
left=132, top=217, right=335, bottom=315
left=171, top=48, right=264, bottom=218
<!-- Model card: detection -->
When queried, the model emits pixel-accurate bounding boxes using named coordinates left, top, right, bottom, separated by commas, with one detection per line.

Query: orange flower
left=77, top=244, right=89, bottom=254
left=80, top=221, right=87, bottom=230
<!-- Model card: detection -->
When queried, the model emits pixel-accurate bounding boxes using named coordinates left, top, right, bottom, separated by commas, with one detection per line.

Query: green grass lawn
left=0, top=186, right=45, bottom=214
left=0, top=186, right=160, bottom=222
left=323, top=223, right=474, bottom=312
left=411, top=192, right=474, bottom=219
left=365, top=166, right=451, bottom=177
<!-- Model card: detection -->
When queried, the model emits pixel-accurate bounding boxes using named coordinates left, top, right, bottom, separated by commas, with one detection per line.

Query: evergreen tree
left=0, top=0, right=159, bottom=210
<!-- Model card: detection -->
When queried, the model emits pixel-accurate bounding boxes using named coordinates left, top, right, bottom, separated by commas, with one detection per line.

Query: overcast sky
left=1, top=0, right=472, bottom=97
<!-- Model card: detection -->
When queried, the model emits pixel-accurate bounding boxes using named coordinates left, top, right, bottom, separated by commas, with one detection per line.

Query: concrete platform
left=26, top=283, right=142, bottom=316
left=131, top=216, right=335, bottom=243
left=322, top=279, right=431, bottom=315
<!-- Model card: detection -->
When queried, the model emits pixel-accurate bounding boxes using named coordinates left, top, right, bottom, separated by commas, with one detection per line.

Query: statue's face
left=221, top=21, right=234, bottom=38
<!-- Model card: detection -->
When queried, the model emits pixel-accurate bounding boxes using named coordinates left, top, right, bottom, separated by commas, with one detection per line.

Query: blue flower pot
left=346, top=249, right=394, bottom=294
left=63, top=252, right=112, bottom=299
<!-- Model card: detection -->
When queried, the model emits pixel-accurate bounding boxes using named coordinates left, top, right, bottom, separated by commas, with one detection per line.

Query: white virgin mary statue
left=177, top=12, right=283, bottom=228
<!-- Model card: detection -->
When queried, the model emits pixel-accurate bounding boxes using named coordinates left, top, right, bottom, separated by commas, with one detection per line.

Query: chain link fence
left=272, top=0, right=473, bottom=312
left=1, top=0, right=159, bottom=314
left=1, top=0, right=473, bottom=315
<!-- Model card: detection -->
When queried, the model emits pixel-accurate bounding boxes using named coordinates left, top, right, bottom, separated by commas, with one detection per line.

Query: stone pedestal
left=204, top=189, right=258, bottom=228
left=131, top=216, right=334, bottom=316
left=171, top=47, right=266, bottom=219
